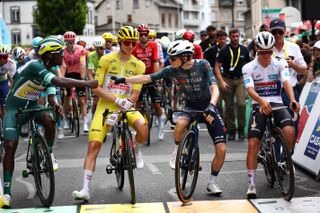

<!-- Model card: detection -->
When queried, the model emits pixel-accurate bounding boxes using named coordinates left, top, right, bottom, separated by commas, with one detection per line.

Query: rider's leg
left=3, top=140, right=18, bottom=196
left=282, top=126, right=295, bottom=151
left=37, top=112, right=56, bottom=153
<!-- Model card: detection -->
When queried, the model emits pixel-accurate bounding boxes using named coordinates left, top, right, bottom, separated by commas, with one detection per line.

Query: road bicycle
left=159, top=81, right=172, bottom=117
left=104, top=109, right=138, bottom=204
left=62, top=88, right=80, bottom=137
left=255, top=105, right=297, bottom=201
left=139, top=84, right=154, bottom=146
left=168, top=109, right=206, bottom=203
left=17, top=107, right=55, bottom=207
left=0, top=116, right=4, bottom=163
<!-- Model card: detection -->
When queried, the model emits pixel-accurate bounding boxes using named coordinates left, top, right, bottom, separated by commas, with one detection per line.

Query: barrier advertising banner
left=293, top=77, right=320, bottom=178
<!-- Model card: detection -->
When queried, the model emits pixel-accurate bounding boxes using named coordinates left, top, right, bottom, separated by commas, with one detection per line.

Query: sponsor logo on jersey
left=268, top=74, right=278, bottom=80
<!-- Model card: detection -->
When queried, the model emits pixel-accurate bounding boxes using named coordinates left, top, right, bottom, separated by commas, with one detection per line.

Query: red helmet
left=137, top=24, right=149, bottom=33
left=183, top=30, right=195, bottom=42
left=64, top=31, right=76, bottom=42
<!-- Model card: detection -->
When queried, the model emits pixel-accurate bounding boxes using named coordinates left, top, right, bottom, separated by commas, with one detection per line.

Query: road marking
left=146, top=163, right=162, bottom=175
left=168, top=187, right=179, bottom=201
left=80, top=202, right=166, bottom=213
left=167, top=200, right=258, bottom=213
left=15, top=176, right=36, bottom=199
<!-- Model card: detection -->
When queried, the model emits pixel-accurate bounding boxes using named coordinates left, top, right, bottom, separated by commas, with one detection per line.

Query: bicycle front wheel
left=32, top=134, right=55, bottom=207
left=124, top=129, right=136, bottom=204
left=271, top=127, right=295, bottom=201
left=175, top=130, right=199, bottom=203
left=260, top=135, right=275, bottom=187
left=72, top=98, right=80, bottom=137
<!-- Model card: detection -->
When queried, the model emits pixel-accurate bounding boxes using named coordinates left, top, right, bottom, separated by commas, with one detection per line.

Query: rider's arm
left=60, top=60, right=67, bottom=77
left=283, top=80, right=295, bottom=102
left=128, top=89, right=141, bottom=103
left=50, top=76, right=97, bottom=88
left=79, top=53, right=86, bottom=79
left=210, top=84, right=219, bottom=105
left=47, top=94, right=58, bottom=106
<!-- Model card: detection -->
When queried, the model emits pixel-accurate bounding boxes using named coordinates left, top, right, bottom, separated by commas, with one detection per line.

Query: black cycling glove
left=111, top=76, right=126, bottom=84
left=204, top=103, right=218, bottom=117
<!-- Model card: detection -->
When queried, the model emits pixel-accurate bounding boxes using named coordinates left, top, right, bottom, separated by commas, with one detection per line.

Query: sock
left=248, top=169, right=256, bottom=187
left=157, top=115, right=164, bottom=128
left=56, top=114, right=62, bottom=129
left=47, top=139, right=54, bottom=153
left=83, top=170, right=93, bottom=192
left=4, top=171, right=13, bottom=195
left=135, top=142, right=141, bottom=154
left=209, top=170, right=219, bottom=184
left=83, top=115, right=88, bottom=124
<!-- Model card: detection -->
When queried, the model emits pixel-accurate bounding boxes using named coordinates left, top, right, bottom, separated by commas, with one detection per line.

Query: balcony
left=219, top=0, right=234, bottom=7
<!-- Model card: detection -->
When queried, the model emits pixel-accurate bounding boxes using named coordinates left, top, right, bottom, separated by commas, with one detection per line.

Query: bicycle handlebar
left=102, top=108, right=142, bottom=126
left=165, top=109, right=209, bottom=126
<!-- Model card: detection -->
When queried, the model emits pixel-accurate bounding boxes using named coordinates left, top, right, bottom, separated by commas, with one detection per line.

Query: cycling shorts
left=247, top=103, right=294, bottom=140
left=138, top=83, right=161, bottom=103
left=0, top=80, right=9, bottom=107
left=89, top=99, right=145, bottom=143
left=4, top=104, right=47, bottom=141
left=65, top=72, right=86, bottom=97
left=177, top=100, right=226, bottom=144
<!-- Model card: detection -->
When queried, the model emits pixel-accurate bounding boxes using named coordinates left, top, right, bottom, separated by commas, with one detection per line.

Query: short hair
left=229, top=28, right=240, bottom=36
left=206, top=25, right=216, bottom=32
left=216, top=30, right=227, bottom=38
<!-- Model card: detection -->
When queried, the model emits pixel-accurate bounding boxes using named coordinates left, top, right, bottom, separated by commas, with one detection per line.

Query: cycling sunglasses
left=122, top=40, right=137, bottom=47
left=271, top=30, right=284, bottom=35
left=169, top=56, right=178, bottom=62
left=51, top=49, right=64, bottom=57
left=257, top=50, right=273, bottom=55
left=139, top=32, right=149, bottom=37
left=96, top=47, right=105, bottom=51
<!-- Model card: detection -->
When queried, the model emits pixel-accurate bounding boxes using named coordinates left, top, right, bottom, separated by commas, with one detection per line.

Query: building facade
left=0, top=0, right=95, bottom=45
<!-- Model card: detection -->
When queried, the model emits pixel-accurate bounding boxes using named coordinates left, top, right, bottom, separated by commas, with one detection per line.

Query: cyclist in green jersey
left=1, top=37, right=98, bottom=208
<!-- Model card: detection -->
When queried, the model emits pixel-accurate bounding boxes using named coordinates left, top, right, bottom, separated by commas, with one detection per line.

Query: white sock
left=248, top=169, right=256, bottom=187
left=83, top=169, right=93, bottom=192
left=157, top=115, right=164, bottom=127
left=83, top=115, right=88, bottom=124
left=209, top=174, right=217, bottom=184
left=135, top=142, right=141, bottom=154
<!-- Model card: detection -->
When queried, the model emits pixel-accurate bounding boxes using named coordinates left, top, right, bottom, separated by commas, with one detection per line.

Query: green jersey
left=6, top=60, right=56, bottom=109
left=87, top=51, right=100, bottom=72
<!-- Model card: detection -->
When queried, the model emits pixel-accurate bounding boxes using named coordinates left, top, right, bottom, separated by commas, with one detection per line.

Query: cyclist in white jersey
left=242, top=32, right=300, bottom=198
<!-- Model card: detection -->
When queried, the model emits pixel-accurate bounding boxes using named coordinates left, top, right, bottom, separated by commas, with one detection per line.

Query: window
left=175, top=14, right=179, bottom=28
left=236, top=0, right=244, bottom=6
left=168, top=14, right=172, bottom=27
left=210, top=0, right=216, bottom=6
left=12, top=29, right=21, bottom=45
left=107, top=15, right=112, bottom=24
left=161, top=13, right=166, bottom=27
left=211, top=11, right=216, bottom=21
left=88, top=9, right=93, bottom=24
left=133, top=0, right=139, bottom=9
left=106, top=0, right=111, bottom=9
left=184, top=11, right=189, bottom=19
left=32, top=5, right=38, bottom=22
left=223, top=10, right=231, bottom=20
left=127, top=14, right=132, bottom=23
left=237, top=11, right=244, bottom=20
left=116, top=0, right=122, bottom=9
left=10, top=6, right=20, bottom=24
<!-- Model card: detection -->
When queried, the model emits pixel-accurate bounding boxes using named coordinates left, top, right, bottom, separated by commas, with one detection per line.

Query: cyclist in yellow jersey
left=72, top=26, right=148, bottom=202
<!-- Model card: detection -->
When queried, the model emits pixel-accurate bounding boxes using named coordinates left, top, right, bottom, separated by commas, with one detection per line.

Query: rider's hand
left=260, top=101, right=272, bottom=115
left=204, top=103, right=218, bottom=125
left=115, top=98, right=133, bottom=110
left=220, top=80, right=230, bottom=91
left=111, top=76, right=126, bottom=84
left=290, top=101, right=300, bottom=113
left=53, top=104, right=63, bottom=116
left=86, top=80, right=98, bottom=88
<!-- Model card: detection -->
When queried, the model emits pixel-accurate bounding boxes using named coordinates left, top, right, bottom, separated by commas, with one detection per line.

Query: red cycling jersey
left=193, top=43, right=203, bottom=59
left=132, top=41, right=159, bottom=74
left=61, top=45, right=86, bottom=74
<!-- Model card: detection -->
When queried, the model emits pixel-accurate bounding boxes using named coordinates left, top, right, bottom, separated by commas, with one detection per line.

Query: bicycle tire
left=163, top=87, right=172, bottom=117
left=110, top=127, right=124, bottom=190
left=271, top=127, right=295, bottom=201
left=124, top=129, right=136, bottom=204
left=144, top=97, right=152, bottom=146
left=72, top=98, right=80, bottom=137
left=0, top=118, right=4, bottom=163
left=32, top=133, right=55, bottom=207
left=175, top=130, right=199, bottom=203
left=260, top=135, right=275, bottom=187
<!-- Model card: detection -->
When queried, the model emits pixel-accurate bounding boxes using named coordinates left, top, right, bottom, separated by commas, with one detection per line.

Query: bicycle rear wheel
left=124, top=129, right=136, bottom=204
left=271, top=127, right=295, bottom=201
left=162, top=87, right=171, bottom=117
left=144, top=98, right=153, bottom=146
left=259, top=136, right=275, bottom=187
left=32, top=134, right=55, bottom=207
left=72, top=98, right=80, bottom=137
left=0, top=117, right=4, bottom=163
left=110, top=127, right=124, bottom=190
left=175, top=130, right=199, bottom=203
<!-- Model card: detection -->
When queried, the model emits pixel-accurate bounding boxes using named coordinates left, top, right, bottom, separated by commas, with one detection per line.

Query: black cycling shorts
left=138, top=83, right=161, bottom=103
left=65, top=72, right=86, bottom=97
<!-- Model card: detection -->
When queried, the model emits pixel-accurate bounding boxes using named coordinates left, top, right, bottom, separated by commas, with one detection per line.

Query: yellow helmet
left=148, top=30, right=157, bottom=39
left=112, top=36, right=118, bottom=44
left=117, top=26, right=139, bottom=41
left=38, top=37, right=64, bottom=55
left=102, top=32, right=114, bottom=41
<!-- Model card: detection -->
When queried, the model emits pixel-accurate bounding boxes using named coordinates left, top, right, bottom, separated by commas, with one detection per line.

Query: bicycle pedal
left=22, top=170, right=29, bottom=178
left=106, top=165, right=113, bottom=174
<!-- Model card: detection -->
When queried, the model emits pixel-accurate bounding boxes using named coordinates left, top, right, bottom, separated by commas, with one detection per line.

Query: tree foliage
left=34, top=0, right=88, bottom=36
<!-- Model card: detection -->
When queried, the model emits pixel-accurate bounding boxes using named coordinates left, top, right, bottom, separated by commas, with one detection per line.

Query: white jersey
left=0, top=58, right=16, bottom=82
left=242, top=57, right=290, bottom=104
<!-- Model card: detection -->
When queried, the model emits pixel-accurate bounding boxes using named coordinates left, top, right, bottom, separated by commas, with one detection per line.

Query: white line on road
left=168, top=187, right=179, bottom=201
left=146, top=163, right=162, bottom=175
left=15, top=176, right=36, bottom=199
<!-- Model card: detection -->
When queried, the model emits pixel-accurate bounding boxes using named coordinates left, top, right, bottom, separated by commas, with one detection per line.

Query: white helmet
left=255, top=32, right=275, bottom=50
left=175, top=29, right=186, bottom=40
left=167, top=40, right=194, bottom=56
left=0, top=45, right=10, bottom=55
left=12, top=47, right=26, bottom=60
left=93, top=37, right=106, bottom=48
left=160, top=36, right=171, bottom=50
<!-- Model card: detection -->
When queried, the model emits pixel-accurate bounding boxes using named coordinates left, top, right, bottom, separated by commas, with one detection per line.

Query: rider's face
left=51, top=49, right=64, bottom=66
